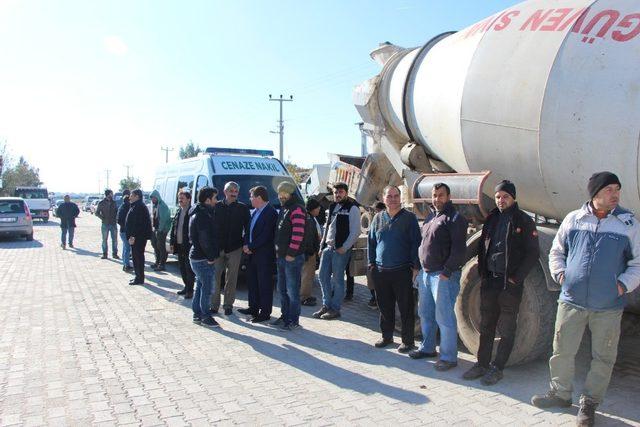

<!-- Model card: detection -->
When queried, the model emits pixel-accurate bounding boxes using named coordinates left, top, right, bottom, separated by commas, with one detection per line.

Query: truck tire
left=456, top=256, right=558, bottom=366
left=25, top=232, right=33, bottom=241
left=360, top=211, right=372, bottom=234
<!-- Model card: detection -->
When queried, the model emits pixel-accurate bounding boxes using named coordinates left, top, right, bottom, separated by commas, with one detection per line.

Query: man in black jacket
left=96, top=189, right=119, bottom=259
left=125, top=189, right=153, bottom=285
left=463, top=180, right=539, bottom=385
left=189, top=187, right=220, bottom=328
left=413, top=183, right=468, bottom=370
left=56, top=195, right=80, bottom=249
left=240, top=186, right=278, bottom=323
left=212, top=181, right=251, bottom=316
left=170, top=190, right=196, bottom=299
left=117, top=190, right=132, bottom=271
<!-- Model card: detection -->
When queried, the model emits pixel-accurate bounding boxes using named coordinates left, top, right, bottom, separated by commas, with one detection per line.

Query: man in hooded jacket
left=149, top=189, right=171, bottom=271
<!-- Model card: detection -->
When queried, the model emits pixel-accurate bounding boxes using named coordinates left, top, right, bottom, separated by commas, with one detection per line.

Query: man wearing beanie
left=463, top=180, right=539, bottom=385
left=272, top=181, right=306, bottom=330
left=532, top=171, right=640, bottom=426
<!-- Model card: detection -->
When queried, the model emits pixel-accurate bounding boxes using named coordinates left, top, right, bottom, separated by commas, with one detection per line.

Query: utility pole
left=105, top=169, right=111, bottom=190
left=269, top=94, right=293, bottom=162
left=355, top=122, right=368, bottom=156
left=123, top=164, right=132, bottom=179
left=161, top=146, right=174, bottom=163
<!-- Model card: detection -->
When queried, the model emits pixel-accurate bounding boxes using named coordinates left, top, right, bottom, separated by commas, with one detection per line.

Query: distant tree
left=179, top=140, right=202, bottom=159
left=119, top=176, right=142, bottom=191
left=0, top=156, right=42, bottom=196
left=285, top=162, right=310, bottom=184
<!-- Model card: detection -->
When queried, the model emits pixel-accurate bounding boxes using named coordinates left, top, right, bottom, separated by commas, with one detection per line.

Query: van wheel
left=455, top=256, right=558, bottom=366
left=25, top=233, right=34, bottom=241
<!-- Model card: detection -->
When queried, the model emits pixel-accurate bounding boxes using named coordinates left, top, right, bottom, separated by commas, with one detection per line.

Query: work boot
left=312, top=306, right=329, bottom=319
left=462, top=363, right=487, bottom=380
left=531, top=390, right=572, bottom=408
left=480, top=364, right=503, bottom=386
left=576, top=395, right=597, bottom=427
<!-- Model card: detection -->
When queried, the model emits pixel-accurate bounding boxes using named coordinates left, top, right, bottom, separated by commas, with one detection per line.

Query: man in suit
left=125, top=189, right=153, bottom=285
left=170, top=189, right=196, bottom=299
left=239, top=185, right=278, bottom=323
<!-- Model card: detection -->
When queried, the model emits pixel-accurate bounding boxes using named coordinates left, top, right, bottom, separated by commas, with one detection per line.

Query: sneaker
left=409, top=350, right=438, bottom=359
left=480, top=364, right=504, bottom=386
left=577, top=395, right=597, bottom=427
left=192, top=316, right=202, bottom=324
left=201, top=317, right=220, bottom=328
left=289, top=323, right=301, bottom=330
left=301, top=297, right=317, bottom=306
left=374, top=338, right=394, bottom=348
left=462, top=363, right=488, bottom=380
left=434, top=360, right=458, bottom=371
left=397, top=343, right=416, bottom=354
left=320, top=309, right=341, bottom=320
left=367, top=297, right=377, bottom=308
left=280, top=322, right=292, bottom=331
left=270, top=316, right=284, bottom=326
left=531, top=390, right=572, bottom=408
left=312, top=306, right=329, bottom=319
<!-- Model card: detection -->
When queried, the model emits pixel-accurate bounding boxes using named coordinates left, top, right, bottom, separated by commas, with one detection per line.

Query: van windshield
left=211, top=175, right=301, bottom=208
left=15, top=188, right=48, bottom=199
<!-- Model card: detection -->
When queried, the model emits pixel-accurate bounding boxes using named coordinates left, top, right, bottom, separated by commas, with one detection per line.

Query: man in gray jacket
left=95, top=189, right=119, bottom=259
left=532, top=172, right=640, bottom=427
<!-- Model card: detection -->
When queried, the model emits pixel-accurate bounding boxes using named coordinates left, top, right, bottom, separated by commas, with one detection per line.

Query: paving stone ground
left=0, top=213, right=639, bottom=426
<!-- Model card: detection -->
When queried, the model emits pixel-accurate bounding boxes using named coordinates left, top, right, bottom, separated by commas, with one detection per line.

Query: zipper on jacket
left=586, top=217, right=602, bottom=306
left=504, top=219, right=511, bottom=290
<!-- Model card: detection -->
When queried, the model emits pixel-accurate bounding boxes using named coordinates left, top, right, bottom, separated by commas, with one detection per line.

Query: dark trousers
left=247, top=251, right=275, bottom=317
left=346, top=257, right=354, bottom=297
left=371, top=266, right=415, bottom=345
left=151, top=230, right=168, bottom=266
left=132, top=239, right=147, bottom=282
left=176, top=244, right=195, bottom=293
left=477, top=275, right=524, bottom=370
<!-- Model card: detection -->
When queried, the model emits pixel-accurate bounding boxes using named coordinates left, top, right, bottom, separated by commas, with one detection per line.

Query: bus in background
left=14, top=186, right=50, bottom=222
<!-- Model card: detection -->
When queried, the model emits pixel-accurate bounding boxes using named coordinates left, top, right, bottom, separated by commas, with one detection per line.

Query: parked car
left=52, top=200, right=65, bottom=217
left=90, top=199, right=99, bottom=215
left=83, top=195, right=100, bottom=212
left=0, top=197, right=34, bottom=241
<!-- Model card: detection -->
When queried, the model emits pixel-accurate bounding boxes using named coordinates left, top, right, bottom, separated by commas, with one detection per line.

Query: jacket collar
left=577, top=201, right=634, bottom=224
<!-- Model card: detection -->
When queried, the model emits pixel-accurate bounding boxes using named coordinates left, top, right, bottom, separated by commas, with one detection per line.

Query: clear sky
left=0, top=0, right=517, bottom=193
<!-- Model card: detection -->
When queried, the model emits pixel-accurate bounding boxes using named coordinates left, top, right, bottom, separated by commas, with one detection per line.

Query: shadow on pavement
left=0, top=238, right=44, bottom=248
left=219, top=327, right=429, bottom=405
left=70, top=247, right=102, bottom=257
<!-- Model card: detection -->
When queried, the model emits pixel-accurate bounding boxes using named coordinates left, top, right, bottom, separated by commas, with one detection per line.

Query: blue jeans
left=276, top=255, right=304, bottom=326
left=190, top=259, right=216, bottom=320
left=418, top=270, right=461, bottom=362
left=101, top=224, right=118, bottom=255
left=318, top=247, right=352, bottom=311
left=61, top=227, right=74, bottom=245
left=119, top=231, right=131, bottom=268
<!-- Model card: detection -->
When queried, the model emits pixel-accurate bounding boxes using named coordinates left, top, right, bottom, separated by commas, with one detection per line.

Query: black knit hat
left=587, top=171, right=621, bottom=199
left=306, top=198, right=320, bottom=211
left=494, top=180, right=516, bottom=199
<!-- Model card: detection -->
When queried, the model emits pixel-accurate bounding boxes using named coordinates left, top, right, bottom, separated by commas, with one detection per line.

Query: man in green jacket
left=150, top=190, right=171, bottom=271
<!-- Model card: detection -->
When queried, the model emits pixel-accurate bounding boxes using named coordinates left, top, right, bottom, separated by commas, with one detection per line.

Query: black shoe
left=367, top=297, right=377, bottom=308
left=577, top=395, right=597, bottom=427
left=462, top=363, right=488, bottom=380
left=177, top=289, right=187, bottom=295
left=374, top=338, right=394, bottom=348
left=250, top=314, right=271, bottom=323
left=409, top=350, right=438, bottom=359
left=312, top=306, right=329, bottom=319
left=397, top=343, right=416, bottom=354
left=344, top=293, right=353, bottom=301
left=192, top=316, right=202, bottom=324
left=101, top=254, right=108, bottom=259
left=238, top=308, right=256, bottom=316
left=320, top=310, right=341, bottom=320
left=201, top=317, right=220, bottom=328
left=68, top=243, right=74, bottom=248
left=210, top=307, right=218, bottom=314
left=481, top=364, right=504, bottom=386
left=301, top=297, right=317, bottom=306
left=531, top=390, right=572, bottom=409
left=113, top=254, right=120, bottom=260
left=184, top=293, right=193, bottom=299
left=128, top=279, right=143, bottom=286
left=434, top=360, right=458, bottom=371
left=270, top=316, right=284, bottom=326
left=224, top=307, right=233, bottom=316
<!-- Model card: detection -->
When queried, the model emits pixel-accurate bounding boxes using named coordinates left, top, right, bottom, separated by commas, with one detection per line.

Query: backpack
left=301, top=213, right=320, bottom=256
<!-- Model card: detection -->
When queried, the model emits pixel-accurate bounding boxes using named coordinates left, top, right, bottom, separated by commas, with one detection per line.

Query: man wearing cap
left=463, top=180, right=539, bottom=384
left=532, top=172, right=640, bottom=426
left=273, top=181, right=306, bottom=330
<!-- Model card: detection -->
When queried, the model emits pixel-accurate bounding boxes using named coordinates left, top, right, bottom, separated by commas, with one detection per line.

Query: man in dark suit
left=239, top=186, right=278, bottom=323
left=125, top=189, right=153, bottom=285
left=170, top=189, right=196, bottom=299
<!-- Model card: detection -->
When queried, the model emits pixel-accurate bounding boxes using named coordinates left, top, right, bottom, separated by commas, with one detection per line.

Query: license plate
left=0, top=217, right=17, bottom=222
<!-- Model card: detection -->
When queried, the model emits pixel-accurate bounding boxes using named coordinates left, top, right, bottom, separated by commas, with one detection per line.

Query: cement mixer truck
left=351, top=0, right=640, bottom=365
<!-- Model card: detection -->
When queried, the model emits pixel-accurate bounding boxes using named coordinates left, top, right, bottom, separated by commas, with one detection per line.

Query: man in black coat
left=462, top=180, right=539, bottom=385
left=125, top=189, right=153, bottom=285
left=170, top=189, right=197, bottom=299
left=240, top=186, right=278, bottom=323
left=117, top=190, right=132, bottom=272
left=56, top=195, right=79, bottom=249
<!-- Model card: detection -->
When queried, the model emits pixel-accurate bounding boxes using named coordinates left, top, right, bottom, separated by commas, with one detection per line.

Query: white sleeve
left=549, top=216, right=571, bottom=282
left=617, top=222, right=640, bottom=293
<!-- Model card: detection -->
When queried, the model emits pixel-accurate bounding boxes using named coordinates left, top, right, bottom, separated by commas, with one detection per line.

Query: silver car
left=0, top=197, right=34, bottom=241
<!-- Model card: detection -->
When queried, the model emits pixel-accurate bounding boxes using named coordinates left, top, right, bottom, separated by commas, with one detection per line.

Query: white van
left=14, top=186, right=50, bottom=222
left=152, top=147, right=301, bottom=216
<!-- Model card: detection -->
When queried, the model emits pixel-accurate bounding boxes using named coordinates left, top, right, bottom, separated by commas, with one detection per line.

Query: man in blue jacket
left=240, top=186, right=278, bottom=323
left=532, top=172, right=640, bottom=427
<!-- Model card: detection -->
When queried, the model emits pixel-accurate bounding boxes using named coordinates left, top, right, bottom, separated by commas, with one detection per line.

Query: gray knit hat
left=277, top=181, right=297, bottom=195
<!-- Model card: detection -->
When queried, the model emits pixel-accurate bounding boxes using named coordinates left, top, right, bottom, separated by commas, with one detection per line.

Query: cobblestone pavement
left=0, top=214, right=639, bottom=426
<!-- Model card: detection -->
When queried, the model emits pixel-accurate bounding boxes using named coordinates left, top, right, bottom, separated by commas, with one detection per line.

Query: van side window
left=194, top=175, right=208, bottom=198
left=177, top=175, right=195, bottom=204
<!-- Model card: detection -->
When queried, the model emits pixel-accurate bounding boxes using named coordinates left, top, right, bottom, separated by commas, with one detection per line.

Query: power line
left=269, top=94, right=293, bottom=162
left=123, top=164, right=132, bottom=179
left=160, top=146, right=174, bottom=163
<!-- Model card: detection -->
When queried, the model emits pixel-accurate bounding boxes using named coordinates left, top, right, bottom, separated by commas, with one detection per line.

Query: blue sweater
left=368, top=208, right=421, bottom=269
